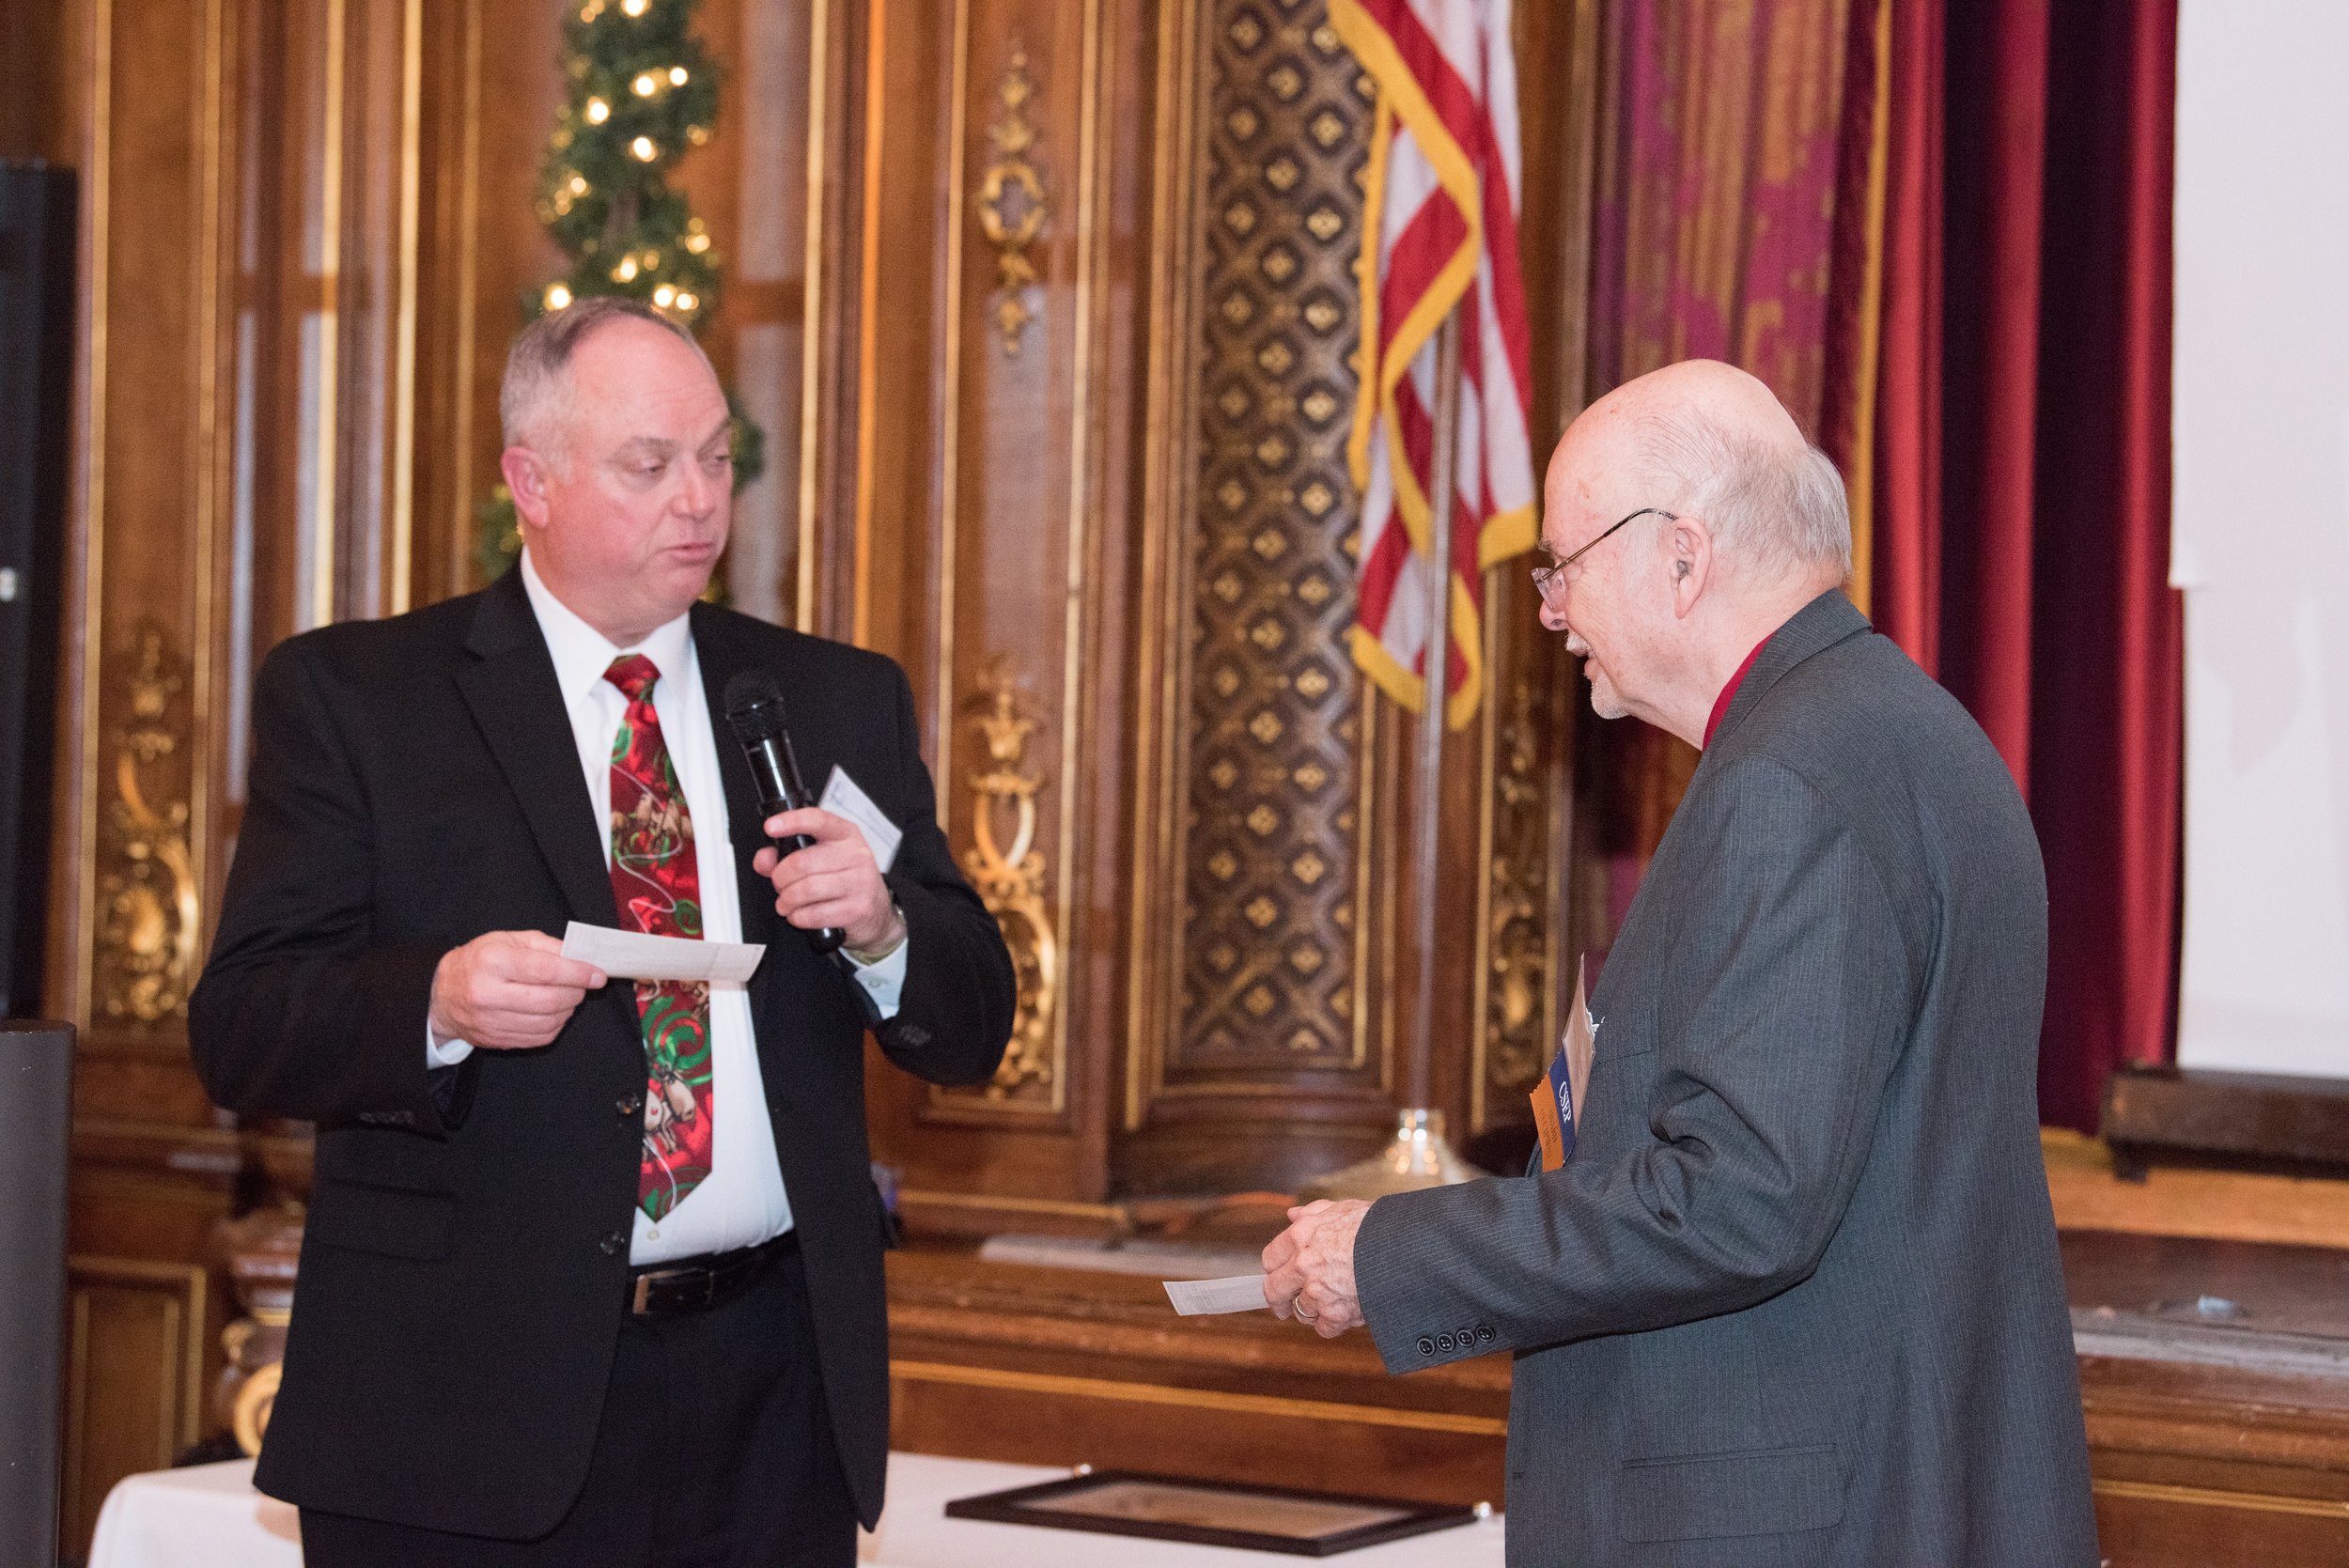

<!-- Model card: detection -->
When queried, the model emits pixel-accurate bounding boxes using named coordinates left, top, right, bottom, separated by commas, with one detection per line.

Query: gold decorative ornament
left=213, top=1204, right=303, bottom=1457
left=1484, top=676, right=1550, bottom=1094
left=1301, top=1107, right=1482, bottom=1201
left=976, top=44, right=1048, bottom=355
left=955, top=660, right=1058, bottom=1103
left=231, top=1361, right=282, bottom=1456
left=1169, top=13, right=1370, bottom=1073
left=96, top=621, right=200, bottom=1024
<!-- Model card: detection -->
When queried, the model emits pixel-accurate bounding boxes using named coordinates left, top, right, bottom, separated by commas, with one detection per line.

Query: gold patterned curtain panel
left=1581, top=0, right=1864, bottom=913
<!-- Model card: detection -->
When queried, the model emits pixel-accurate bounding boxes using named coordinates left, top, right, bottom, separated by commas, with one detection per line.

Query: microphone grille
left=723, top=671, right=787, bottom=742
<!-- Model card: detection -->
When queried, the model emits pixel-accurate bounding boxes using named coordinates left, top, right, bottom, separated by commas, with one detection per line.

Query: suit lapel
left=457, top=569, right=618, bottom=928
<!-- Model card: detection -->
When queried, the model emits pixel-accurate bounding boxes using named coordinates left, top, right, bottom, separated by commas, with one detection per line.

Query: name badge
left=1529, top=959, right=1596, bottom=1173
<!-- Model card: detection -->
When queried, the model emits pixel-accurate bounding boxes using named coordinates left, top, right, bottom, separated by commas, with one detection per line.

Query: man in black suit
left=190, top=297, right=1015, bottom=1566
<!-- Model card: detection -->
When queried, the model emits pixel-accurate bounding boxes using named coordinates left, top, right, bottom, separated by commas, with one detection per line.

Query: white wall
left=2172, top=0, right=2349, bottom=1078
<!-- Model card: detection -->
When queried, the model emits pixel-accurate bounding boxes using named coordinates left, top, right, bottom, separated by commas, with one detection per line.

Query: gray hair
left=1636, top=408, right=1853, bottom=583
left=498, top=296, right=714, bottom=460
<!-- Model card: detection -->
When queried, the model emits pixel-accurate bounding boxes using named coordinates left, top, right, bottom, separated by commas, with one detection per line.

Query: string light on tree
left=478, top=0, right=764, bottom=581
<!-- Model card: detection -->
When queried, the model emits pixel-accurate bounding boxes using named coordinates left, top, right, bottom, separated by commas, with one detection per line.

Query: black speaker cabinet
left=0, top=1020, right=70, bottom=1568
left=0, top=163, right=73, bottom=1019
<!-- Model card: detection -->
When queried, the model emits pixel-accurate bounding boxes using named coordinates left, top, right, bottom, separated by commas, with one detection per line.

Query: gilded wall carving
left=1482, top=675, right=1552, bottom=1104
left=94, top=621, right=200, bottom=1026
left=940, top=660, right=1060, bottom=1110
left=1175, top=0, right=1374, bottom=1070
left=977, top=42, right=1048, bottom=356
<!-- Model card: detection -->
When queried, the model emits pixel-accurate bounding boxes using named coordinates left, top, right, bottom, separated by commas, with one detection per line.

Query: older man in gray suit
left=1263, top=360, right=2099, bottom=1565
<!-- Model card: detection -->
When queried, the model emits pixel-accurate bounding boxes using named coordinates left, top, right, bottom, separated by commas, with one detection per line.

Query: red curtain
left=1859, top=0, right=2183, bottom=1130
left=1583, top=0, right=1861, bottom=924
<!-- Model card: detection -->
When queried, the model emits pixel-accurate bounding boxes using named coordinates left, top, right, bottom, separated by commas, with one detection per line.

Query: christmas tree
left=476, top=0, right=763, bottom=582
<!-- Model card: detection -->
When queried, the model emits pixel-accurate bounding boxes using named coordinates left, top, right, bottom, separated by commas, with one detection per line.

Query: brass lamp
left=1300, top=1108, right=1481, bottom=1201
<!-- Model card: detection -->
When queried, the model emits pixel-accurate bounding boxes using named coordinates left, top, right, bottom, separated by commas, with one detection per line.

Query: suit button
left=1417, top=1337, right=1435, bottom=1357
left=599, top=1231, right=628, bottom=1256
left=1476, top=1325, right=1495, bottom=1343
left=616, top=1092, right=644, bottom=1119
left=1437, top=1332, right=1456, bottom=1352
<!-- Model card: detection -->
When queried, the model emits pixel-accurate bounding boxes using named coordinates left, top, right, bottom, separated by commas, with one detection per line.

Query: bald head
left=1535, top=361, right=1854, bottom=745
left=1553, top=360, right=1851, bottom=587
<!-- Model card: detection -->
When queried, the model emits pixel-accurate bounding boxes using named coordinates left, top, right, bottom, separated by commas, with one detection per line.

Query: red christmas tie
left=604, top=655, right=714, bottom=1220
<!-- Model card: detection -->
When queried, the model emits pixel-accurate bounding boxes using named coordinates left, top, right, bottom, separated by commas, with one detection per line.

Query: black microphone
left=723, top=672, right=846, bottom=955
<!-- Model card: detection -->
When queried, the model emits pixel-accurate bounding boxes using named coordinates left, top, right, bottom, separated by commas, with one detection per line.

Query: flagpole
left=1406, top=310, right=1461, bottom=1111
left=1305, top=309, right=1477, bottom=1200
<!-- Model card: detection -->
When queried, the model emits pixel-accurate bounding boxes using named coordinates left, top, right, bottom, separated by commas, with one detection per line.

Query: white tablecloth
left=90, top=1452, right=1506, bottom=1567
left=86, top=1460, right=302, bottom=1568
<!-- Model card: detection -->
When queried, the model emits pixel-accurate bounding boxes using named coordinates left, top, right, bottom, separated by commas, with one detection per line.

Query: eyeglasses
left=1530, top=507, right=1675, bottom=607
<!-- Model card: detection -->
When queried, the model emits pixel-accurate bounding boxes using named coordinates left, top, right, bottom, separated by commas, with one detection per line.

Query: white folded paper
left=561, top=921, right=765, bottom=985
left=1162, top=1274, right=1272, bottom=1316
left=819, top=766, right=903, bottom=873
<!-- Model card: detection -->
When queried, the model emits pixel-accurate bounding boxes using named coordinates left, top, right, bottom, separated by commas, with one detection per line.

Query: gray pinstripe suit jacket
left=1355, top=591, right=2098, bottom=1567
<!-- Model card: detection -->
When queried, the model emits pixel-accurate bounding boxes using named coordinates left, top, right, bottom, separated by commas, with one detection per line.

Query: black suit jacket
left=189, top=569, right=1014, bottom=1537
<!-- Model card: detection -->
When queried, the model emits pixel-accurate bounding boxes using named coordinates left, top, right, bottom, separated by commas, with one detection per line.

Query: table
left=88, top=1453, right=1506, bottom=1566
left=86, top=1461, right=300, bottom=1568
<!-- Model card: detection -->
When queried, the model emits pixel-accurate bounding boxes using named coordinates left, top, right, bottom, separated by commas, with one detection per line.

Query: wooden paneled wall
left=849, top=0, right=1147, bottom=1210
left=854, top=0, right=1599, bottom=1209
left=24, top=0, right=1603, bottom=1545
left=23, top=0, right=768, bottom=1552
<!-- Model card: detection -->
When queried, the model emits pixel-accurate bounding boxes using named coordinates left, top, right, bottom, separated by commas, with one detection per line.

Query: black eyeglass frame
left=1530, top=506, right=1677, bottom=606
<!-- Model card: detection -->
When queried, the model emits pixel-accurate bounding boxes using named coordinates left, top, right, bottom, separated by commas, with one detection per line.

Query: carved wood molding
left=94, top=621, right=199, bottom=1027
left=896, top=0, right=1120, bottom=1157
left=61, top=1256, right=210, bottom=1553
left=936, top=659, right=1061, bottom=1113
left=975, top=40, right=1047, bottom=355
left=1127, top=0, right=1398, bottom=1157
left=1473, top=670, right=1553, bottom=1128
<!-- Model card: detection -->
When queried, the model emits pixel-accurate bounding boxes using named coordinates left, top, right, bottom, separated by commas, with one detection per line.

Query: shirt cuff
left=427, top=1024, right=475, bottom=1068
left=849, top=937, right=909, bottom=1021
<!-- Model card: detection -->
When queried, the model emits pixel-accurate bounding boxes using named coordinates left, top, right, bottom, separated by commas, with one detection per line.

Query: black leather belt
left=628, top=1231, right=796, bottom=1316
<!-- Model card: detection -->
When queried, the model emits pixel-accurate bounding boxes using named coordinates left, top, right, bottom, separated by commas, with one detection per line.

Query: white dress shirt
left=428, top=551, right=907, bottom=1264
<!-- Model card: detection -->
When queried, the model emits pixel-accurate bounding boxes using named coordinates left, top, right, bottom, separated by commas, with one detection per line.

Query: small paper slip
left=1163, top=1274, right=1271, bottom=1316
left=561, top=922, right=765, bottom=985
left=819, top=767, right=902, bottom=873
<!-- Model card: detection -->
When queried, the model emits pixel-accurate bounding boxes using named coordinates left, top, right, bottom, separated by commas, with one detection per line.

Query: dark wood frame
left=2102, top=1066, right=2349, bottom=1181
left=942, top=1467, right=1479, bottom=1558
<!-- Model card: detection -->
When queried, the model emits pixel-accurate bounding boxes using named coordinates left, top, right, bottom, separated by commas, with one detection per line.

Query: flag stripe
left=1337, top=0, right=1539, bottom=729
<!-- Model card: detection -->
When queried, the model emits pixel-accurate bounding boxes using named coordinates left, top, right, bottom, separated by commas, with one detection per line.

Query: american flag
left=1333, top=0, right=1537, bottom=729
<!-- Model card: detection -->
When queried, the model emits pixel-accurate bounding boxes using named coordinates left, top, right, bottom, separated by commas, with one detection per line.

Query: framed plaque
left=943, top=1469, right=1479, bottom=1557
